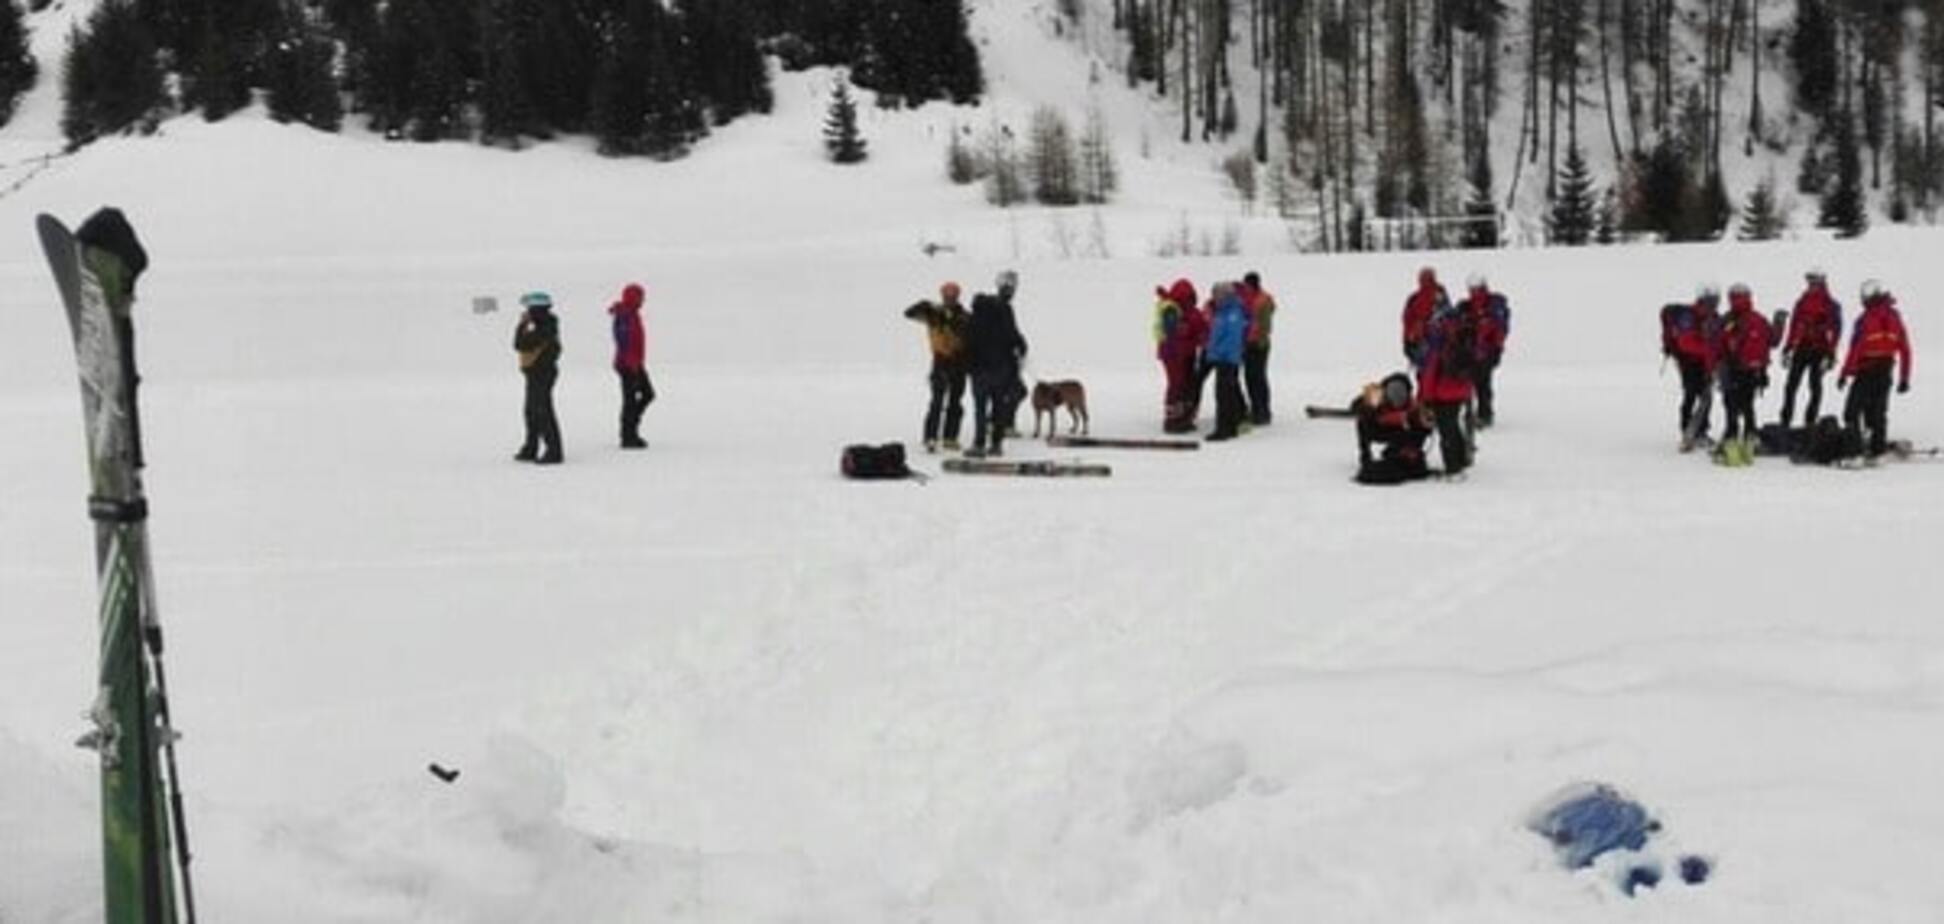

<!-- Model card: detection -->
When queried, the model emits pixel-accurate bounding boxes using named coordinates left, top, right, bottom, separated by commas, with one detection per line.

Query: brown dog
left=1032, top=380, right=1089, bottom=437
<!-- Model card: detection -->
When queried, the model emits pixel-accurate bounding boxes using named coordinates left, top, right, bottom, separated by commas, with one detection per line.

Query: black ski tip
left=74, top=207, right=149, bottom=295
left=427, top=762, right=460, bottom=784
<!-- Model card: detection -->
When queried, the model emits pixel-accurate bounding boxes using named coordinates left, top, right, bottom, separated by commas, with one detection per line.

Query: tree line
left=2, top=0, right=980, bottom=156
left=1098, top=0, right=1944, bottom=248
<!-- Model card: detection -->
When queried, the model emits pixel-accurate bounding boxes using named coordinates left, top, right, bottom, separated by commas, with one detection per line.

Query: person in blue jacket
left=1204, top=282, right=1251, bottom=441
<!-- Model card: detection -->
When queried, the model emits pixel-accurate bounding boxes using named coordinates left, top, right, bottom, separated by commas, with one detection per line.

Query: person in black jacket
left=965, top=270, right=1029, bottom=457
left=513, top=291, right=564, bottom=464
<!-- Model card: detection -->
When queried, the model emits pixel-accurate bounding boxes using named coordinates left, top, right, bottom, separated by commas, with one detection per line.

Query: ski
left=942, top=458, right=1112, bottom=478
left=38, top=210, right=195, bottom=924
left=1046, top=435, right=1199, bottom=451
left=1303, top=404, right=1357, bottom=419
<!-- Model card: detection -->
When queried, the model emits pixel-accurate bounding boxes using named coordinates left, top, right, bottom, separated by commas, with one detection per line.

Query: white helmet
left=995, top=269, right=1019, bottom=293
left=1805, top=266, right=1827, bottom=283
left=1729, top=282, right=1752, bottom=298
left=1861, top=279, right=1887, bottom=303
left=1466, top=272, right=1488, bottom=291
left=1696, top=283, right=1721, bottom=303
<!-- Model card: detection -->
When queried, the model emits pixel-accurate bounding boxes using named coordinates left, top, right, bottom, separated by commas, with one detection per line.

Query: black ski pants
left=1429, top=400, right=1470, bottom=474
left=1844, top=363, right=1895, bottom=457
left=617, top=367, right=654, bottom=444
left=1779, top=349, right=1830, bottom=427
left=1722, top=368, right=1762, bottom=442
left=972, top=366, right=1021, bottom=452
left=522, top=367, right=562, bottom=460
left=1677, top=355, right=1712, bottom=439
left=1471, top=360, right=1498, bottom=423
left=1242, top=343, right=1272, bottom=424
left=1209, top=363, right=1244, bottom=438
left=925, top=361, right=968, bottom=443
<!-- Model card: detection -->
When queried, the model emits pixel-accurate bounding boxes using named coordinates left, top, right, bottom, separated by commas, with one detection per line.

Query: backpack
left=1794, top=417, right=1864, bottom=466
left=1659, top=303, right=1686, bottom=354
left=841, top=442, right=912, bottom=480
left=1439, top=309, right=1481, bottom=378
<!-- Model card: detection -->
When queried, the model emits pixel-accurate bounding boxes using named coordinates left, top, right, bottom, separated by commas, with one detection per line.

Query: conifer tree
left=1029, top=105, right=1079, bottom=205
left=824, top=77, right=867, bottom=163
left=1737, top=176, right=1786, bottom=241
left=0, top=0, right=37, bottom=126
left=1819, top=118, right=1868, bottom=238
left=1549, top=144, right=1596, bottom=245
left=61, top=0, right=167, bottom=145
left=265, top=22, right=342, bottom=132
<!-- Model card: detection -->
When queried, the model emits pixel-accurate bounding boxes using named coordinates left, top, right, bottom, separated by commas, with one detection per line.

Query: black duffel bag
left=841, top=443, right=912, bottom=480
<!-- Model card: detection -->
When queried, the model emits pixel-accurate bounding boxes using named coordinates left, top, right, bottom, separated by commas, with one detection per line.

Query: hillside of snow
left=5, top=1, right=1944, bottom=922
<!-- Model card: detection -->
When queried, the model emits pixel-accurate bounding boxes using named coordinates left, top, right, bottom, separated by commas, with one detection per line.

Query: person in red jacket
left=1418, top=300, right=1479, bottom=475
left=610, top=282, right=653, bottom=449
left=1462, top=273, right=1512, bottom=427
left=1779, top=268, right=1843, bottom=428
left=1716, top=283, right=1775, bottom=452
left=1838, top=280, right=1915, bottom=459
left=1401, top=266, right=1450, bottom=370
left=1154, top=278, right=1205, bottom=433
left=1662, top=285, right=1723, bottom=450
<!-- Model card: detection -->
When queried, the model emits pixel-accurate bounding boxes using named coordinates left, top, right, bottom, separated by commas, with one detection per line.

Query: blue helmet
left=519, top=291, right=553, bottom=310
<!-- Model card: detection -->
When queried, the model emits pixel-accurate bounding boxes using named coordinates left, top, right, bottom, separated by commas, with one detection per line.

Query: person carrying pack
left=1838, top=280, right=1915, bottom=460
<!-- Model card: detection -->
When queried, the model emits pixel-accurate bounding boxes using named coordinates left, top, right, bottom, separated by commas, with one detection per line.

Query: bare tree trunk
left=1600, top=0, right=1625, bottom=165
left=1528, top=0, right=1542, bottom=164
left=1747, top=0, right=1760, bottom=155
left=1364, top=0, right=1375, bottom=138
left=1547, top=6, right=1560, bottom=199
left=1180, top=0, right=1193, bottom=142
left=1619, top=0, right=1641, bottom=154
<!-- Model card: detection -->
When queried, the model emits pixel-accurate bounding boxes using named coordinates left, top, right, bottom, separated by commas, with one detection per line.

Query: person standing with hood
left=1204, top=282, right=1251, bottom=441
left=966, top=270, right=1029, bottom=457
left=610, top=283, right=653, bottom=449
left=1778, top=268, right=1843, bottom=428
left=1401, top=266, right=1450, bottom=370
left=1418, top=296, right=1480, bottom=474
left=1716, top=282, right=1775, bottom=460
left=514, top=291, right=564, bottom=464
left=1154, top=278, right=1204, bottom=433
left=1839, top=280, right=1915, bottom=460
left=903, top=281, right=971, bottom=452
left=1662, top=285, right=1723, bottom=452
left=1461, top=273, right=1512, bottom=428
left=1238, top=271, right=1277, bottom=426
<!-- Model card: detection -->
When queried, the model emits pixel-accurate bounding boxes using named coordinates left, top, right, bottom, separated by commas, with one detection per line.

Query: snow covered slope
left=4, top=4, right=1944, bottom=923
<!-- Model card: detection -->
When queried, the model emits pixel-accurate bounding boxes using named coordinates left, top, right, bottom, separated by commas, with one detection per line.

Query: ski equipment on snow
left=1046, top=435, right=1199, bottom=450
left=38, top=208, right=196, bottom=924
left=942, top=458, right=1112, bottom=477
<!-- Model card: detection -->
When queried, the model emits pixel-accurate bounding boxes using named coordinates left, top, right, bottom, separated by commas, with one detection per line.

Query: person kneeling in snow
left=1352, top=373, right=1435, bottom=485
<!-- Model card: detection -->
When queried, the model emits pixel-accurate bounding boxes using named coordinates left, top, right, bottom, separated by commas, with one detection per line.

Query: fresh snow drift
left=4, top=5, right=1944, bottom=924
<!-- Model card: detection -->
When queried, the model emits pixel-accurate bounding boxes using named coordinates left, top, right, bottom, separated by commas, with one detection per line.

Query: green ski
left=38, top=209, right=194, bottom=924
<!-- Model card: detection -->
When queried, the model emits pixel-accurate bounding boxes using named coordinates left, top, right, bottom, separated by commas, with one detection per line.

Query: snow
left=4, top=1, right=1944, bottom=922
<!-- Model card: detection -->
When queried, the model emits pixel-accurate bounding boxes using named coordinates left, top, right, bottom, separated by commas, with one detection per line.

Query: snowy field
left=6, top=11, right=1944, bottom=924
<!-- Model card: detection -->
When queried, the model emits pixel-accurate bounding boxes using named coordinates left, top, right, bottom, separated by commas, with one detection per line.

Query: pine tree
left=1549, top=144, right=1596, bottom=245
left=1077, top=106, right=1118, bottom=204
left=1737, top=176, right=1786, bottom=241
left=0, top=0, right=37, bottom=126
left=983, top=123, right=1025, bottom=206
left=1029, top=105, right=1079, bottom=205
left=824, top=77, right=867, bottom=163
left=61, top=0, right=167, bottom=146
left=1789, top=0, right=1839, bottom=120
left=1819, top=117, right=1868, bottom=238
left=265, top=22, right=342, bottom=132
left=1626, top=139, right=1694, bottom=241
